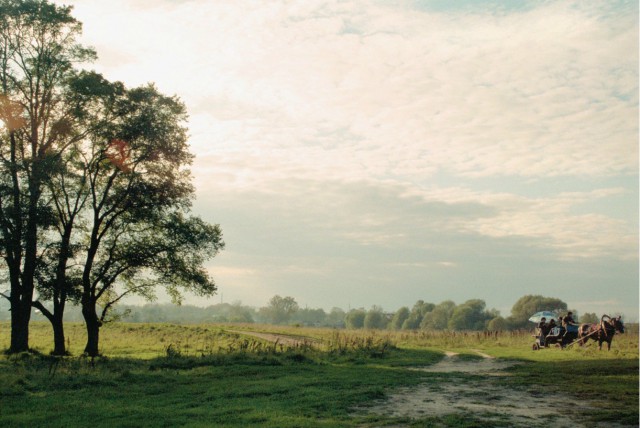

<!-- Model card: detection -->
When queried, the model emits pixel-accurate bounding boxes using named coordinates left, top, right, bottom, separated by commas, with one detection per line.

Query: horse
left=578, top=315, right=625, bottom=351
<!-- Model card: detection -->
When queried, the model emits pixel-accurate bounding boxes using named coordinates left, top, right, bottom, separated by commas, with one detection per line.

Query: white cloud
left=59, top=0, right=637, bottom=316
left=70, top=0, right=637, bottom=185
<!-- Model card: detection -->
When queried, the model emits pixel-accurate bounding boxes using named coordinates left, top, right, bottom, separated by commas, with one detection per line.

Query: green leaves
left=509, top=295, right=567, bottom=328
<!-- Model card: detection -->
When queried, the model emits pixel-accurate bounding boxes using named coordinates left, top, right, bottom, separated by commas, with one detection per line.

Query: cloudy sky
left=61, top=0, right=638, bottom=319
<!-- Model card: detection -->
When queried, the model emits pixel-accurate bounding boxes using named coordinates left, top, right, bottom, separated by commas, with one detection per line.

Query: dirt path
left=226, top=330, right=319, bottom=347
left=416, top=349, right=518, bottom=375
left=362, top=350, right=594, bottom=428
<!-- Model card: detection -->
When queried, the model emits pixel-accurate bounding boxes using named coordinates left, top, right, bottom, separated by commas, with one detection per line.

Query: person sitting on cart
left=563, top=312, right=578, bottom=332
left=545, top=318, right=556, bottom=335
left=537, top=317, right=547, bottom=331
left=561, top=312, right=579, bottom=346
left=536, top=317, right=550, bottom=345
left=545, top=318, right=564, bottom=345
left=547, top=318, right=556, bottom=331
left=563, top=312, right=576, bottom=325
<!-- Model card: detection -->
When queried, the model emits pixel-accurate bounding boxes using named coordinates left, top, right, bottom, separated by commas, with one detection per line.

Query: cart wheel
left=532, top=343, right=540, bottom=351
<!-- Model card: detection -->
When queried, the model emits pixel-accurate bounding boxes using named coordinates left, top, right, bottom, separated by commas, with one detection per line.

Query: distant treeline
left=1, top=294, right=604, bottom=331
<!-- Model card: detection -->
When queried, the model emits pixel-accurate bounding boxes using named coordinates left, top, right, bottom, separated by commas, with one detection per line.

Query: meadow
left=1, top=322, right=638, bottom=427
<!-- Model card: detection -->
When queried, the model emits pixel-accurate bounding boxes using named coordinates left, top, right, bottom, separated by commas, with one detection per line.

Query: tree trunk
left=7, top=129, right=30, bottom=354
left=32, top=300, right=67, bottom=355
left=51, top=314, right=67, bottom=356
left=33, top=300, right=68, bottom=356
left=82, top=301, right=101, bottom=357
left=9, top=298, right=30, bottom=353
left=8, top=153, right=41, bottom=354
left=47, top=226, right=73, bottom=356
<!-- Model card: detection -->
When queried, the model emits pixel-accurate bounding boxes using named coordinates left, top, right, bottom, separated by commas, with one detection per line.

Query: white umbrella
left=528, top=311, right=558, bottom=323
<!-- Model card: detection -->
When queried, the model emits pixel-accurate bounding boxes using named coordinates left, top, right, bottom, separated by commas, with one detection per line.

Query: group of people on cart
left=536, top=312, right=579, bottom=347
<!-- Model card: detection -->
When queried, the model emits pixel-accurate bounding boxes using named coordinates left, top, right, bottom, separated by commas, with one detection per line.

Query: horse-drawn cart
left=530, top=313, right=625, bottom=351
left=532, top=324, right=578, bottom=350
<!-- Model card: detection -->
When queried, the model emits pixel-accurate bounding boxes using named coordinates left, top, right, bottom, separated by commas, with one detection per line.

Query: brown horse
left=578, top=315, right=625, bottom=350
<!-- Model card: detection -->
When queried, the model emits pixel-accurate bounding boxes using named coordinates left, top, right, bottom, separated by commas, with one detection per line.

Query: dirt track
left=362, top=350, right=596, bottom=428
left=226, top=330, right=319, bottom=347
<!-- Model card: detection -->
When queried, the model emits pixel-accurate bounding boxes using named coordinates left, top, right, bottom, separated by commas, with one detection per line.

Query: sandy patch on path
left=362, top=351, right=595, bottom=428
left=415, top=349, right=519, bottom=375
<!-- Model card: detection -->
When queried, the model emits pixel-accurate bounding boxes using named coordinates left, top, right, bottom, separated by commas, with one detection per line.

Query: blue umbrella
left=528, top=311, right=558, bottom=323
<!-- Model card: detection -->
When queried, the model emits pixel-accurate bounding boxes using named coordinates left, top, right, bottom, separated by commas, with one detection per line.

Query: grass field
left=1, top=322, right=638, bottom=427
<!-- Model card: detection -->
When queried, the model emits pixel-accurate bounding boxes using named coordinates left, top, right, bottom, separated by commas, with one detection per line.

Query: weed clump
left=326, top=331, right=396, bottom=359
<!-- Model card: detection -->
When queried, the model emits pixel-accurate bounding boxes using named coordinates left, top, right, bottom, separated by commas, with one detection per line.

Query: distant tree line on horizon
left=1, top=294, right=606, bottom=332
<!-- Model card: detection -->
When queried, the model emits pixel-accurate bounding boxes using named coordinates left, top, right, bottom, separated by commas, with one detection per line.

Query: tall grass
left=1, top=321, right=637, bottom=361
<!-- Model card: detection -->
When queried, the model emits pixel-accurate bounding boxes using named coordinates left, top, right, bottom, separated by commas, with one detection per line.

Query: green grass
left=0, top=322, right=637, bottom=427
left=1, top=349, right=437, bottom=427
left=504, top=358, right=639, bottom=426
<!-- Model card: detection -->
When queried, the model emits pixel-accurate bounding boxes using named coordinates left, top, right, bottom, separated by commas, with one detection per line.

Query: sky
left=59, top=0, right=638, bottom=320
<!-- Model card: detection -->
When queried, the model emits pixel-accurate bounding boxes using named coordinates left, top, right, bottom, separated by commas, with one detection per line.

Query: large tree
left=508, top=295, right=567, bottom=329
left=401, top=300, right=434, bottom=330
left=73, top=81, right=223, bottom=356
left=420, top=300, right=455, bottom=330
left=29, top=71, right=115, bottom=355
left=447, top=299, right=496, bottom=331
left=33, top=76, right=224, bottom=357
left=345, top=308, right=366, bottom=329
left=389, top=306, right=409, bottom=330
left=363, top=306, right=388, bottom=330
left=0, top=0, right=95, bottom=352
left=260, top=295, right=299, bottom=325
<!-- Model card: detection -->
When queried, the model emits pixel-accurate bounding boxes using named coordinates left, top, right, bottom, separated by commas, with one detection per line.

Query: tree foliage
left=345, top=308, right=366, bottom=329
left=259, top=295, right=299, bottom=325
left=487, top=316, right=508, bottom=331
left=363, top=305, right=388, bottom=330
left=420, top=300, right=455, bottom=330
left=509, top=295, right=567, bottom=329
left=389, top=306, right=409, bottom=330
left=580, top=312, right=598, bottom=324
left=292, top=307, right=326, bottom=327
left=326, top=307, right=346, bottom=328
left=448, top=299, right=494, bottom=331
left=401, top=300, right=434, bottom=330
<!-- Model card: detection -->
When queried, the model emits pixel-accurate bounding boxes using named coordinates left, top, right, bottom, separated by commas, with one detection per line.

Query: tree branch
left=31, top=299, right=53, bottom=322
